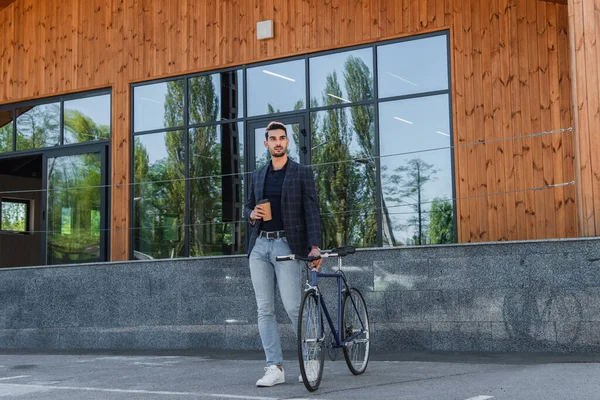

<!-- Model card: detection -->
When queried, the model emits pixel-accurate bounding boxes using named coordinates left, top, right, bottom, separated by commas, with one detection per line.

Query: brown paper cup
left=261, top=201, right=272, bottom=221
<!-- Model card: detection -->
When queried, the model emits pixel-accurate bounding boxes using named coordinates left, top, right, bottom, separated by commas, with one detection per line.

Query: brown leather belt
left=258, top=230, right=286, bottom=239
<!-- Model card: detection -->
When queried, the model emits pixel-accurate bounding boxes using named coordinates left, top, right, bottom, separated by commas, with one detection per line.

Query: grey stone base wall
left=2, top=238, right=600, bottom=353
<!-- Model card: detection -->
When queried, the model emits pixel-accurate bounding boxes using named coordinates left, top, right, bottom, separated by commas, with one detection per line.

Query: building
left=0, top=0, right=599, bottom=267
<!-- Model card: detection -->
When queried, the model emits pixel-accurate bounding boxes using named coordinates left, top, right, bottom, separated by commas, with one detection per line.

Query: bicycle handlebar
left=275, top=246, right=356, bottom=262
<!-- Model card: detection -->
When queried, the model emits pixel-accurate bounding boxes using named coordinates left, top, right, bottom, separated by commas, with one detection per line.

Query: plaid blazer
left=244, top=159, right=321, bottom=257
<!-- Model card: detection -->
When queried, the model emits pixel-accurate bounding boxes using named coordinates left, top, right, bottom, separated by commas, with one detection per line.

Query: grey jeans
left=249, top=236, right=303, bottom=367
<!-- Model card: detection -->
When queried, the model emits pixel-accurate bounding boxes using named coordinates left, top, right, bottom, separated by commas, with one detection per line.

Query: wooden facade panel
left=569, top=0, right=597, bottom=236
left=472, top=0, right=488, bottom=241
left=451, top=0, right=469, bottom=242
left=582, top=0, right=600, bottom=235
left=0, top=0, right=578, bottom=259
left=547, top=3, right=566, bottom=237
left=558, top=0, right=577, bottom=235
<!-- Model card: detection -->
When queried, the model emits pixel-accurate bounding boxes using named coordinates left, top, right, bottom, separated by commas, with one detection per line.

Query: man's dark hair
left=265, top=121, right=287, bottom=140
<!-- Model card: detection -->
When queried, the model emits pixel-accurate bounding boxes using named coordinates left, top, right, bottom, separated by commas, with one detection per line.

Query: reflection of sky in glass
left=310, top=48, right=373, bottom=107
left=135, top=131, right=179, bottom=167
left=134, top=80, right=184, bottom=132
left=379, top=94, right=452, bottom=244
left=254, top=124, right=299, bottom=168
left=64, top=94, right=111, bottom=144
left=64, top=94, right=111, bottom=127
left=378, top=35, right=448, bottom=98
left=247, top=60, right=305, bottom=116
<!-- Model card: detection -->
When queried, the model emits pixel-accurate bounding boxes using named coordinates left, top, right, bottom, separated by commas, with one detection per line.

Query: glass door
left=42, top=144, right=108, bottom=265
left=247, top=116, right=308, bottom=171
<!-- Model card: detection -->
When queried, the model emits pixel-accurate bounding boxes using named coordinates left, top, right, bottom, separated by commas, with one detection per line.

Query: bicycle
left=276, top=246, right=370, bottom=392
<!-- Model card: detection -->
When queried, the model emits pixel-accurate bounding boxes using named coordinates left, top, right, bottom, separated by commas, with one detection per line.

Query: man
left=244, top=121, right=322, bottom=387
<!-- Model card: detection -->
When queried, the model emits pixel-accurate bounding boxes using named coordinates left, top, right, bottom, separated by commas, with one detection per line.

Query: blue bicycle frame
left=307, top=257, right=367, bottom=348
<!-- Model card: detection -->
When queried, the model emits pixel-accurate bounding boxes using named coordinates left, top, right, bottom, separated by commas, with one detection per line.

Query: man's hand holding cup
left=250, top=199, right=272, bottom=223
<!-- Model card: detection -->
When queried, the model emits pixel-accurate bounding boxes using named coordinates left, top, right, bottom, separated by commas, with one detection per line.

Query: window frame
left=130, top=29, right=455, bottom=258
left=0, top=88, right=112, bottom=156
left=0, top=198, right=31, bottom=234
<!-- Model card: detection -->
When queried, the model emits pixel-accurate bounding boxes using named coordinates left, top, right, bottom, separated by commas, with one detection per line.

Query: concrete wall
left=1, top=238, right=600, bottom=353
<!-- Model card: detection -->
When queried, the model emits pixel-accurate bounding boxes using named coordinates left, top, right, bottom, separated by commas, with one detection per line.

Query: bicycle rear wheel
left=297, top=289, right=324, bottom=391
left=342, top=287, right=370, bottom=375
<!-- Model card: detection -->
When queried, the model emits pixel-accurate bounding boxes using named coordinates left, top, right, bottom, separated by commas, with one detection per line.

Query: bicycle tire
left=297, top=289, right=325, bottom=392
left=341, top=287, right=370, bottom=375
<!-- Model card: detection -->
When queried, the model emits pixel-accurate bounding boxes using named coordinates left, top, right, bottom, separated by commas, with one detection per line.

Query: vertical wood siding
left=569, top=0, right=600, bottom=237
left=0, top=0, right=577, bottom=259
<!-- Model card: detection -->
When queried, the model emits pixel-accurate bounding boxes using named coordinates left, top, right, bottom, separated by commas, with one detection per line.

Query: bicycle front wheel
left=298, top=289, right=324, bottom=392
left=342, top=287, right=370, bottom=375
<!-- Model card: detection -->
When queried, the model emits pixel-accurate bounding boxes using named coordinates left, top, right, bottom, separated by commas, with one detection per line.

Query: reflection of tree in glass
left=44, top=110, right=105, bottom=263
left=0, top=113, right=12, bottom=152
left=134, top=77, right=245, bottom=258
left=1, top=202, right=26, bottom=231
left=134, top=140, right=180, bottom=258
left=16, top=104, right=60, bottom=149
left=64, top=110, right=110, bottom=142
left=312, top=71, right=356, bottom=248
left=344, top=56, right=376, bottom=247
left=47, top=153, right=101, bottom=264
left=429, top=197, right=454, bottom=244
left=312, top=56, right=376, bottom=249
left=132, top=81, right=186, bottom=259
left=188, top=77, right=222, bottom=256
left=162, top=81, right=187, bottom=256
left=385, top=158, right=437, bottom=245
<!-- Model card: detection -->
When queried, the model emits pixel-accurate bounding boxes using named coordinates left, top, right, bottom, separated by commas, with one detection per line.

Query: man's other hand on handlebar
left=308, top=246, right=322, bottom=271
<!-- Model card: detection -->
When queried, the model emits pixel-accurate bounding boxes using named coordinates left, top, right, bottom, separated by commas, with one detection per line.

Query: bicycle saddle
left=332, top=246, right=356, bottom=256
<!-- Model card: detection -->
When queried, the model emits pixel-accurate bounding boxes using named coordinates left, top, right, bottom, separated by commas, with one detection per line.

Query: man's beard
left=270, top=148, right=286, bottom=157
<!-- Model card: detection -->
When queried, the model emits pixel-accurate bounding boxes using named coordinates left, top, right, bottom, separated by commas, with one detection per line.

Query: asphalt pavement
left=0, top=349, right=598, bottom=399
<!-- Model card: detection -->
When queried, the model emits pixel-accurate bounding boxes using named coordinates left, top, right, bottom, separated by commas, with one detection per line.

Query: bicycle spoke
left=298, top=290, right=324, bottom=391
left=342, top=288, right=370, bottom=375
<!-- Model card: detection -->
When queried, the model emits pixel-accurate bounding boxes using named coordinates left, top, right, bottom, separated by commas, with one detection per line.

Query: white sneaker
left=256, top=365, right=285, bottom=387
left=298, top=360, right=319, bottom=383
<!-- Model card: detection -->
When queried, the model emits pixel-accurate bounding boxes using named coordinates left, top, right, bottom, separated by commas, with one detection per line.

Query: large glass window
left=16, top=103, right=60, bottom=150
left=133, top=72, right=246, bottom=259
left=0, top=91, right=111, bottom=267
left=379, top=95, right=453, bottom=246
left=64, top=94, right=111, bottom=144
left=0, top=91, right=111, bottom=154
left=0, top=110, right=13, bottom=153
left=310, top=48, right=374, bottom=107
left=133, top=131, right=186, bottom=259
left=247, top=59, right=305, bottom=116
left=188, top=70, right=244, bottom=124
left=189, top=123, right=244, bottom=256
left=311, top=105, right=377, bottom=249
left=46, top=152, right=103, bottom=264
left=132, top=31, right=453, bottom=258
left=133, top=80, right=185, bottom=132
left=377, top=35, right=449, bottom=98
